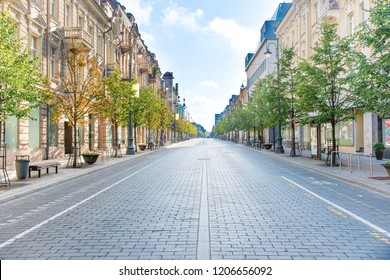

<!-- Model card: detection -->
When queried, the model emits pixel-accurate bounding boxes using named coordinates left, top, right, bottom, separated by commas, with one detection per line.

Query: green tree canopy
left=0, top=11, right=49, bottom=121
left=51, top=48, right=104, bottom=167
left=95, top=68, right=136, bottom=145
left=354, top=0, right=390, bottom=117
left=297, top=21, right=360, bottom=160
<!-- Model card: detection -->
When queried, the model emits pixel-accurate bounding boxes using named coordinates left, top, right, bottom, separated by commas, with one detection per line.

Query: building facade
left=244, top=3, right=291, bottom=145
left=0, top=0, right=163, bottom=164
left=276, top=0, right=377, bottom=157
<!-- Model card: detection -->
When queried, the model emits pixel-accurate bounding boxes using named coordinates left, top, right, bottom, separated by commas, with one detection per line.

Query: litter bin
left=15, top=155, right=30, bottom=180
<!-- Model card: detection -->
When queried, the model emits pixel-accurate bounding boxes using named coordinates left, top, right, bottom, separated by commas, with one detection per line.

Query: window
left=302, top=15, right=306, bottom=33
left=30, top=35, right=38, bottom=59
left=49, top=123, right=58, bottom=147
left=359, top=3, right=365, bottom=23
left=78, top=15, right=84, bottom=28
left=337, top=120, right=354, bottom=146
left=29, top=107, right=40, bottom=148
left=88, top=25, right=94, bottom=39
left=5, top=116, right=17, bottom=148
left=383, top=119, right=390, bottom=147
left=97, top=35, right=103, bottom=56
left=65, top=5, right=71, bottom=27
left=49, top=46, right=57, bottom=78
left=314, top=3, right=318, bottom=22
left=348, top=13, right=354, bottom=35
left=50, top=0, right=57, bottom=18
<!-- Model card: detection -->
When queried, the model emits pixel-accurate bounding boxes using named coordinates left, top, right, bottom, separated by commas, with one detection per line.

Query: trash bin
left=15, top=155, right=30, bottom=180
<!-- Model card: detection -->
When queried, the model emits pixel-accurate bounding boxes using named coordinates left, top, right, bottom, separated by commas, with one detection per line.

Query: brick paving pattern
left=0, top=139, right=389, bottom=259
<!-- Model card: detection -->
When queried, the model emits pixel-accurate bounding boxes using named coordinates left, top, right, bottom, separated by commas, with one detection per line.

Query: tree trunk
left=114, top=123, right=118, bottom=148
left=331, top=121, right=337, bottom=165
left=72, top=122, right=78, bottom=168
left=272, top=127, right=276, bottom=151
left=134, top=122, right=138, bottom=153
left=291, top=120, right=296, bottom=157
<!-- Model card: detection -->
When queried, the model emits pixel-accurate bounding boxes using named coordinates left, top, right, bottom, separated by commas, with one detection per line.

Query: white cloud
left=191, top=96, right=213, bottom=106
left=161, top=5, right=204, bottom=31
left=207, top=17, right=258, bottom=53
left=123, top=0, right=153, bottom=26
left=198, top=81, right=219, bottom=89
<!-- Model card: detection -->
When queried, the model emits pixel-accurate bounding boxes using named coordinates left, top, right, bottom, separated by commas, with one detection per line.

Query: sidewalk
left=0, top=148, right=155, bottom=204
left=246, top=145, right=390, bottom=196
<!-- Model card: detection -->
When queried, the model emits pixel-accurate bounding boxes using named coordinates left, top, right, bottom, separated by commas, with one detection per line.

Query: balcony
left=139, top=63, right=149, bottom=73
left=105, top=63, right=118, bottom=77
left=120, top=44, right=130, bottom=53
left=63, top=27, right=93, bottom=52
left=320, top=0, right=340, bottom=20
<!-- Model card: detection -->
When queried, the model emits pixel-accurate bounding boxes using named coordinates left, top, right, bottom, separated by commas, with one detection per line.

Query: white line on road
left=282, top=176, right=390, bottom=239
left=0, top=157, right=166, bottom=250
left=197, top=154, right=210, bottom=260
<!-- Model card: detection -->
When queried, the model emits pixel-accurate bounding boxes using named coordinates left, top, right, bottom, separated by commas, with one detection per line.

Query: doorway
left=64, top=122, right=72, bottom=154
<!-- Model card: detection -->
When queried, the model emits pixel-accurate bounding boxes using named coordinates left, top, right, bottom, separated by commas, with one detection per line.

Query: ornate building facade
left=0, top=0, right=163, bottom=164
left=276, top=0, right=375, bottom=156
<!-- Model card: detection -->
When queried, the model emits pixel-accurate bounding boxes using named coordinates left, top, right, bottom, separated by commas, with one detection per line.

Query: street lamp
left=265, top=39, right=284, bottom=154
left=126, top=22, right=141, bottom=156
left=172, top=83, right=180, bottom=142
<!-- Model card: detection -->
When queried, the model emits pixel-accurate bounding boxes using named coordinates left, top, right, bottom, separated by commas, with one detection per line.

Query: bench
left=29, top=162, right=61, bottom=178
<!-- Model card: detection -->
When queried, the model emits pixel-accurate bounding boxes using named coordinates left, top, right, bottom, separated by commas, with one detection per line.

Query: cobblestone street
left=0, top=139, right=389, bottom=260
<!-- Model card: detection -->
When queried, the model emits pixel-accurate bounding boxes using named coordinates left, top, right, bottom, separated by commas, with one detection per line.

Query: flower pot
left=82, top=154, right=99, bottom=164
left=381, top=164, right=390, bottom=176
left=375, top=150, right=384, bottom=160
left=138, top=144, right=146, bottom=151
left=263, top=143, right=272, bottom=150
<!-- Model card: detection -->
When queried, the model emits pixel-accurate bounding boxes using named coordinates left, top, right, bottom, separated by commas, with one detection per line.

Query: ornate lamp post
left=265, top=39, right=284, bottom=154
left=125, top=21, right=143, bottom=155
left=173, top=84, right=180, bottom=142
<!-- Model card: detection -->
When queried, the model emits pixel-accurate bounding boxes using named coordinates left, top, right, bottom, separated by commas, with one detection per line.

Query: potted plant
left=381, top=161, right=390, bottom=176
left=373, top=142, right=385, bottom=160
left=263, top=143, right=272, bottom=150
left=81, top=151, right=100, bottom=164
left=138, top=143, right=147, bottom=151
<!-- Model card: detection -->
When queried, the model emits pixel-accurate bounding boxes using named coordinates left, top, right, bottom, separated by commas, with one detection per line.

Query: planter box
left=263, top=143, right=272, bottom=150
left=381, top=164, right=390, bottom=176
left=138, top=144, right=147, bottom=151
left=82, top=154, right=99, bottom=164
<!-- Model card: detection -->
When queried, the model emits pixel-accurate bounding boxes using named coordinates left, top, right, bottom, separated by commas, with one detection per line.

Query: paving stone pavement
left=0, top=139, right=389, bottom=260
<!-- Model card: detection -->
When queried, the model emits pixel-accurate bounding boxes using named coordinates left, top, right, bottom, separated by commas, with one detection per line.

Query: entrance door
left=64, top=122, right=72, bottom=154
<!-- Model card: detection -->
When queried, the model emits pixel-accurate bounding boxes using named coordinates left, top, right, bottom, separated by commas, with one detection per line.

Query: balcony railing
left=63, top=27, right=93, bottom=51
left=320, top=0, right=340, bottom=18
left=139, top=63, right=149, bottom=73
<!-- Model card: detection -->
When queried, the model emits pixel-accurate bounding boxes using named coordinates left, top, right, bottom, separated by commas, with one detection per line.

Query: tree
left=156, top=96, right=172, bottom=144
left=51, top=48, right=103, bottom=167
left=0, top=11, right=49, bottom=143
left=251, top=73, right=284, bottom=145
left=297, top=21, right=360, bottom=164
left=134, top=86, right=159, bottom=146
left=354, top=0, right=390, bottom=117
left=279, top=47, right=301, bottom=156
left=96, top=68, right=136, bottom=147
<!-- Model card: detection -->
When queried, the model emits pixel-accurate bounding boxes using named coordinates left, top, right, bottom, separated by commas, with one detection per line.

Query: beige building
left=276, top=0, right=377, bottom=157
left=0, top=0, right=162, bottom=166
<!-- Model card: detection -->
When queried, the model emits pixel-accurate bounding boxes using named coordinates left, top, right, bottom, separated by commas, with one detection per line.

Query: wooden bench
left=29, top=162, right=61, bottom=178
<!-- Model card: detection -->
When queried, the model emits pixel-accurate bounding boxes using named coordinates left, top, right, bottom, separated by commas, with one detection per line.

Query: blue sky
left=122, top=0, right=286, bottom=131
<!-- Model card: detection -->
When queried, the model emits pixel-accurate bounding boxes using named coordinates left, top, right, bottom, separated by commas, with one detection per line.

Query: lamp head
left=264, top=49, right=272, bottom=58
